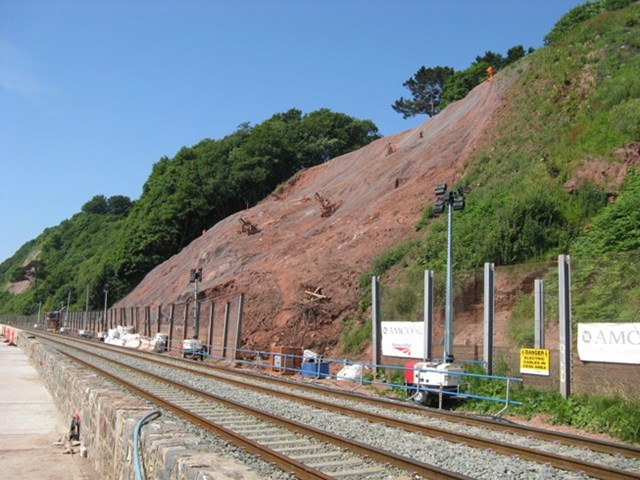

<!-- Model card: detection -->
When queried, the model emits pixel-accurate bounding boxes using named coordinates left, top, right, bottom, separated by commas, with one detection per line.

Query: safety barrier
left=1, top=325, right=18, bottom=346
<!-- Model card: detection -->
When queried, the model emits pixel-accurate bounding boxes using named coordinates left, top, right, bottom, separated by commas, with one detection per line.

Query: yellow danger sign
left=520, top=348, right=550, bottom=376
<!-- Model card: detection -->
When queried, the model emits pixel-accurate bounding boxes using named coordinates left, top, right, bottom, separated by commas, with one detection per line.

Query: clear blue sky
left=0, top=0, right=583, bottom=262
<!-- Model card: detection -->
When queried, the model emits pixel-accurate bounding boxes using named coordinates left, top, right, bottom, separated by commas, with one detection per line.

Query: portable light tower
left=433, top=183, right=467, bottom=363
left=403, top=183, right=469, bottom=406
left=189, top=268, right=203, bottom=338
left=183, top=267, right=205, bottom=360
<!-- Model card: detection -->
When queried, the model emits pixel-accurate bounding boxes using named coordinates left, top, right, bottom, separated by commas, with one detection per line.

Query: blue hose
left=134, top=410, right=162, bottom=480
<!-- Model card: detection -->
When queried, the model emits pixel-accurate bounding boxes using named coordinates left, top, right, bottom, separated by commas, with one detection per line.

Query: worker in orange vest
left=485, top=66, right=493, bottom=83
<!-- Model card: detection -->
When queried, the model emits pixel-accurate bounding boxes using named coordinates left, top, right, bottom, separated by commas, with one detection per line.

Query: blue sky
left=0, top=0, right=584, bottom=262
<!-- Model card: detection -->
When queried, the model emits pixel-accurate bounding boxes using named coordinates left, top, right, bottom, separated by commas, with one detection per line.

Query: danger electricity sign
left=520, top=348, right=550, bottom=376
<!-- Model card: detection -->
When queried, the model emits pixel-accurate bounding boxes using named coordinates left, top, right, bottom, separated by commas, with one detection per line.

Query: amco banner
left=578, top=323, right=640, bottom=364
left=381, top=321, right=425, bottom=358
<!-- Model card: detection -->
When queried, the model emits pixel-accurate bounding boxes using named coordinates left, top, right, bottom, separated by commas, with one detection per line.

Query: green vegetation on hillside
left=0, top=108, right=379, bottom=313
left=2, top=0, right=639, bottom=328
left=543, top=0, right=637, bottom=45
left=0, top=212, right=127, bottom=314
left=370, top=1, right=640, bottom=327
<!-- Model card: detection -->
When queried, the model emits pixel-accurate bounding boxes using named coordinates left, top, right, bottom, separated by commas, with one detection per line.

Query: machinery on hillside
left=238, top=217, right=259, bottom=235
left=314, top=192, right=342, bottom=217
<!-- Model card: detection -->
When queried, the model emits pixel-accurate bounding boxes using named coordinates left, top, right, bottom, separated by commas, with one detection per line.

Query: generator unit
left=404, top=360, right=464, bottom=405
left=182, top=338, right=205, bottom=360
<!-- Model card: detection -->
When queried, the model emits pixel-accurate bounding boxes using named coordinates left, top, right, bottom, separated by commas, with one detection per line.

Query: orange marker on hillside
left=485, top=66, right=493, bottom=83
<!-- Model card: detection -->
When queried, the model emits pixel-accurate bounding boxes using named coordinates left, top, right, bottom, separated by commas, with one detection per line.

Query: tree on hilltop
left=393, top=46, right=528, bottom=118
left=392, top=66, right=454, bottom=118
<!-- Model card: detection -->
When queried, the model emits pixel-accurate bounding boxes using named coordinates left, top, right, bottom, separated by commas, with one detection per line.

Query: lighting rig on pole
left=433, top=183, right=468, bottom=363
left=403, top=184, right=470, bottom=406
left=102, top=283, right=109, bottom=334
left=184, top=268, right=205, bottom=360
left=36, top=298, right=42, bottom=326
left=189, top=268, right=203, bottom=338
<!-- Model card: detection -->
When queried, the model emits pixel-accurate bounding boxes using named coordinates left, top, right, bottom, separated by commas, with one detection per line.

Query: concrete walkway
left=0, top=338, right=99, bottom=479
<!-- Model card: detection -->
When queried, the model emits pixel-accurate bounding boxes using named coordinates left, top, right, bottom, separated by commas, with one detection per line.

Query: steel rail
left=70, top=331, right=639, bottom=460
left=56, top=346, right=471, bottom=480
left=58, top=349, right=335, bottom=480
left=91, top=343, right=639, bottom=480
left=216, top=364, right=640, bottom=460
left=37, top=331, right=640, bottom=480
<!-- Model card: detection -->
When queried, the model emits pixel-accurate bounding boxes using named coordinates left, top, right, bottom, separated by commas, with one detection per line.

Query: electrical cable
left=133, top=410, right=162, bottom=480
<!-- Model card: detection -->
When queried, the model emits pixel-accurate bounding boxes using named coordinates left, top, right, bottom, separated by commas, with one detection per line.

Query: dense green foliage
left=0, top=211, right=126, bottom=313
left=113, top=108, right=379, bottom=290
left=544, top=0, right=636, bottom=45
left=0, top=108, right=379, bottom=313
left=509, top=251, right=640, bottom=332
left=81, top=194, right=133, bottom=215
left=572, top=169, right=640, bottom=255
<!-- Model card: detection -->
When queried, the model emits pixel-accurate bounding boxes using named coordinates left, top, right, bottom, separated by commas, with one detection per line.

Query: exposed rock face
left=564, top=142, right=640, bottom=199
left=5, top=249, right=40, bottom=295
left=114, top=77, right=513, bottom=355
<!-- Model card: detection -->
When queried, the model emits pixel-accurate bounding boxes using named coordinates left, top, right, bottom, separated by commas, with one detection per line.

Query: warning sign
left=520, top=348, right=550, bottom=376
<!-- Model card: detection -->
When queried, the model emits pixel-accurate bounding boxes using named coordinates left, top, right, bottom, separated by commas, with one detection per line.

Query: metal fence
left=377, top=252, right=640, bottom=397
left=1, top=295, right=245, bottom=361
left=2, top=253, right=639, bottom=398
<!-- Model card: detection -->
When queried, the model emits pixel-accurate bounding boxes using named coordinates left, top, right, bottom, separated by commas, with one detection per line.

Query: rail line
left=36, top=331, right=640, bottom=480
left=51, top=339, right=470, bottom=479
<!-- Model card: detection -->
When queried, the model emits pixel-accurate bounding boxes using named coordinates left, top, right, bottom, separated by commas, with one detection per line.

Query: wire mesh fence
left=2, top=253, right=639, bottom=397
left=378, top=253, right=640, bottom=397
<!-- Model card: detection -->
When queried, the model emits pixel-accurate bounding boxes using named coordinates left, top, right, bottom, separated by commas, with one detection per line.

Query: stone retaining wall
left=16, top=331, right=260, bottom=480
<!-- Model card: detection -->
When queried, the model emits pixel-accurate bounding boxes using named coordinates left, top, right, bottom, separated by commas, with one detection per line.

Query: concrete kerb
left=15, top=331, right=261, bottom=480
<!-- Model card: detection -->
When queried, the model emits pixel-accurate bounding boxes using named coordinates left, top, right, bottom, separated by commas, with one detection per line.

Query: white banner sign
left=381, top=321, right=424, bottom=359
left=578, top=323, right=640, bottom=364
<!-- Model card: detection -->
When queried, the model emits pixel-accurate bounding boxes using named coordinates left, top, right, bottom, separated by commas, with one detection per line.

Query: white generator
left=404, top=360, right=464, bottom=405
left=182, top=338, right=205, bottom=360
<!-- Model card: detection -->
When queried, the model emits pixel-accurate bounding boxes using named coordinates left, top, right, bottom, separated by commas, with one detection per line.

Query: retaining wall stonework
left=16, top=331, right=260, bottom=480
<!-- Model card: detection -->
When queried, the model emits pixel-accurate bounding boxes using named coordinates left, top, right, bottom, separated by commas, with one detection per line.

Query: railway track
left=36, top=331, right=640, bottom=479
left=54, top=340, right=468, bottom=479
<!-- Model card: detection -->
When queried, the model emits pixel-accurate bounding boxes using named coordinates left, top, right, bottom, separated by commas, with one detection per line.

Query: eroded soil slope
left=115, top=75, right=514, bottom=354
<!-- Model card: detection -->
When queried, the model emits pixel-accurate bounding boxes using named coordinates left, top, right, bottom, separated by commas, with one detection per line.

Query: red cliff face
left=114, top=77, right=511, bottom=355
